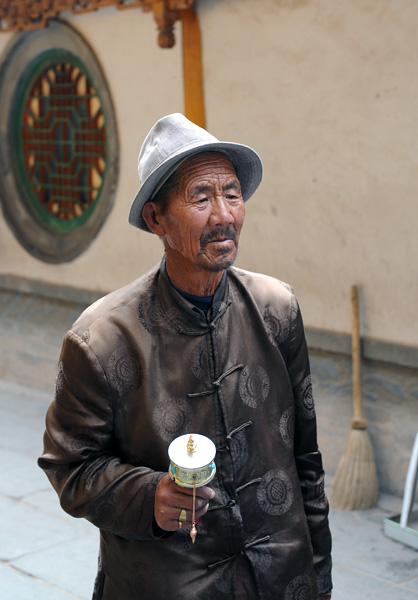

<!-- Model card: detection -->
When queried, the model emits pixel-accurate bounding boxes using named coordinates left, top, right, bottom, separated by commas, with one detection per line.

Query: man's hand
left=154, top=474, right=215, bottom=531
left=319, top=595, right=332, bottom=600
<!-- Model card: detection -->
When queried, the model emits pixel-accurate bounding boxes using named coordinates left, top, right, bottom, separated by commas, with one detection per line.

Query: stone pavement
left=0, top=378, right=417, bottom=600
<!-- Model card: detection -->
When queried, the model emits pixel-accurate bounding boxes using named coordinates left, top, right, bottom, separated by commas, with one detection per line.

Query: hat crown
left=138, top=113, right=218, bottom=186
left=129, top=112, right=263, bottom=232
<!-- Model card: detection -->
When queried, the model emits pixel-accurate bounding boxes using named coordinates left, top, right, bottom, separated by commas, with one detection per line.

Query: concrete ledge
left=1, top=274, right=418, bottom=370
left=305, top=327, right=352, bottom=356
left=306, top=327, right=418, bottom=370
left=0, top=274, right=105, bottom=306
left=362, top=337, right=418, bottom=370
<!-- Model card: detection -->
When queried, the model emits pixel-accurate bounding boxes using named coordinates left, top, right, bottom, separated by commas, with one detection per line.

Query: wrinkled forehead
left=175, top=151, right=239, bottom=185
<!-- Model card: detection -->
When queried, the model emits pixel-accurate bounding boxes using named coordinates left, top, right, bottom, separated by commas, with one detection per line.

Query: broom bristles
left=328, top=427, right=378, bottom=510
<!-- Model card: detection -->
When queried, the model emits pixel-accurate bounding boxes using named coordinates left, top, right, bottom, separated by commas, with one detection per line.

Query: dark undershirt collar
left=170, top=282, right=213, bottom=314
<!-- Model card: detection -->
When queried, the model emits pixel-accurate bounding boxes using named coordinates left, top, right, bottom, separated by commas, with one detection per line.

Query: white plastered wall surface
left=0, top=0, right=417, bottom=348
left=199, top=0, right=418, bottom=348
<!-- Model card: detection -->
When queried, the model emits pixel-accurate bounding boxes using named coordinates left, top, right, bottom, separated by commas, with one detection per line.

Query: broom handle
left=351, top=285, right=367, bottom=429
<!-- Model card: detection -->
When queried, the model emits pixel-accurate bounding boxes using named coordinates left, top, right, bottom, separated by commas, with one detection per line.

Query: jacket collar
left=157, top=257, right=230, bottom=335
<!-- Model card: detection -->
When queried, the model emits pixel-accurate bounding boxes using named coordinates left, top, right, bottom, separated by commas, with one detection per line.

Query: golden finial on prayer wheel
left=187, top=435, right=196, bottom=454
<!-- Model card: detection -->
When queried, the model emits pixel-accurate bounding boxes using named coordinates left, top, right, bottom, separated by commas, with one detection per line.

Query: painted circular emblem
left=0, top=20, right=118, bottom=262
left=13, top=51, right=107, bottom=233
left=239, top=365, right=270, bottom=408
left=257, top=469, right=294, bottom=516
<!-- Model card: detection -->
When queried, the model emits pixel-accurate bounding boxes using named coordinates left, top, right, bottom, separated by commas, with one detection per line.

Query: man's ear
left=141, top=202, right=165, bottom=236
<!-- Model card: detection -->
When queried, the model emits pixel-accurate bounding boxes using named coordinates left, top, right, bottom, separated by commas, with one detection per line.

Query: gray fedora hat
left=129, top=113, right=263, bottom=232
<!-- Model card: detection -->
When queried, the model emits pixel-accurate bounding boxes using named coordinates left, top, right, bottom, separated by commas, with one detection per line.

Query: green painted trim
left=12, top=48, right=108, bottom=234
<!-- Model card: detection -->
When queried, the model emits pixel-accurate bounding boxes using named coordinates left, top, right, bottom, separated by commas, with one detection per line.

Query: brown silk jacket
left=39, top=260, right=333, bottom=600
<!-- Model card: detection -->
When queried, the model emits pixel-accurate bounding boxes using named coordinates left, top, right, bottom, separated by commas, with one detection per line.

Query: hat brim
left=128, top=140, right=263, bottom=233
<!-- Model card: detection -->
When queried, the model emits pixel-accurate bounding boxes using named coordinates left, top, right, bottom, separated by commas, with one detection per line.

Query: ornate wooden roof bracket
left=0, top=0, right=206, bottom=129
left=0, top=0, right=196, bottom=48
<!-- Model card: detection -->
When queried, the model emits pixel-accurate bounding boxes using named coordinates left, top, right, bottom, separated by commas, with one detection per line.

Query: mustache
left=200, top=227, right=238, bottom=246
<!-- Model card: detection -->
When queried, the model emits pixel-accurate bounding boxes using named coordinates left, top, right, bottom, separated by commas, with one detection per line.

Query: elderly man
left=39, top=114, right=332, bottom=600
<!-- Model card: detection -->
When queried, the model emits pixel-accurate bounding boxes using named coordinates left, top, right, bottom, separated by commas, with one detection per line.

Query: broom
left=328, top=284, right=378, bottom=510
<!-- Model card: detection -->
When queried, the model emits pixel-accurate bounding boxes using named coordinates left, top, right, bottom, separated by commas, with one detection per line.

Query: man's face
left=158, top=152, right=245, bottom=276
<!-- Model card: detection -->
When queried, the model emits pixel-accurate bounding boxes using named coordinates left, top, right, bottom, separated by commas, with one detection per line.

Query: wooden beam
left=0, top=1, right=197, bottom=50
left=152, top=0, right=178, bottom=48
left=181, top=7, right=205, bottom=128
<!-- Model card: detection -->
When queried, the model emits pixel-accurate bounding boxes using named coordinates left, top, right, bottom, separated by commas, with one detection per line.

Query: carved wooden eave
left=0, top=0, right=196, bottom=48
left=0, top=0, right=206, bottom=127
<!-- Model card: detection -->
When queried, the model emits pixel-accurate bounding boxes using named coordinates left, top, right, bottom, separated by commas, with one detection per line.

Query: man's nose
left=209, top=198, right=233, bottom=227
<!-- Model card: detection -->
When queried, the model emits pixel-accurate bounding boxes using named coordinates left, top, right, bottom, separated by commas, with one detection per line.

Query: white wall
left=0, top=0, right=417, bottom=348
left=199, top=0, right=418, bottom=348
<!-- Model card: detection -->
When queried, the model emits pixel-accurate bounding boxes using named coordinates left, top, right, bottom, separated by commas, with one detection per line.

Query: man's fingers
left=172, top=483, right=215, bottom=500
left=192, top=485, right=216, bottom=501
left=154, top=475, right=214, bottom=531
left=177, top=501, right=209, bottom=522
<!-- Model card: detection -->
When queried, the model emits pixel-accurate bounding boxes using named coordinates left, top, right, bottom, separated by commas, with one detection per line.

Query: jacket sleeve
left=38, top=330, right=166, bottom=541
left=286, top=292, right=333, bottom=596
